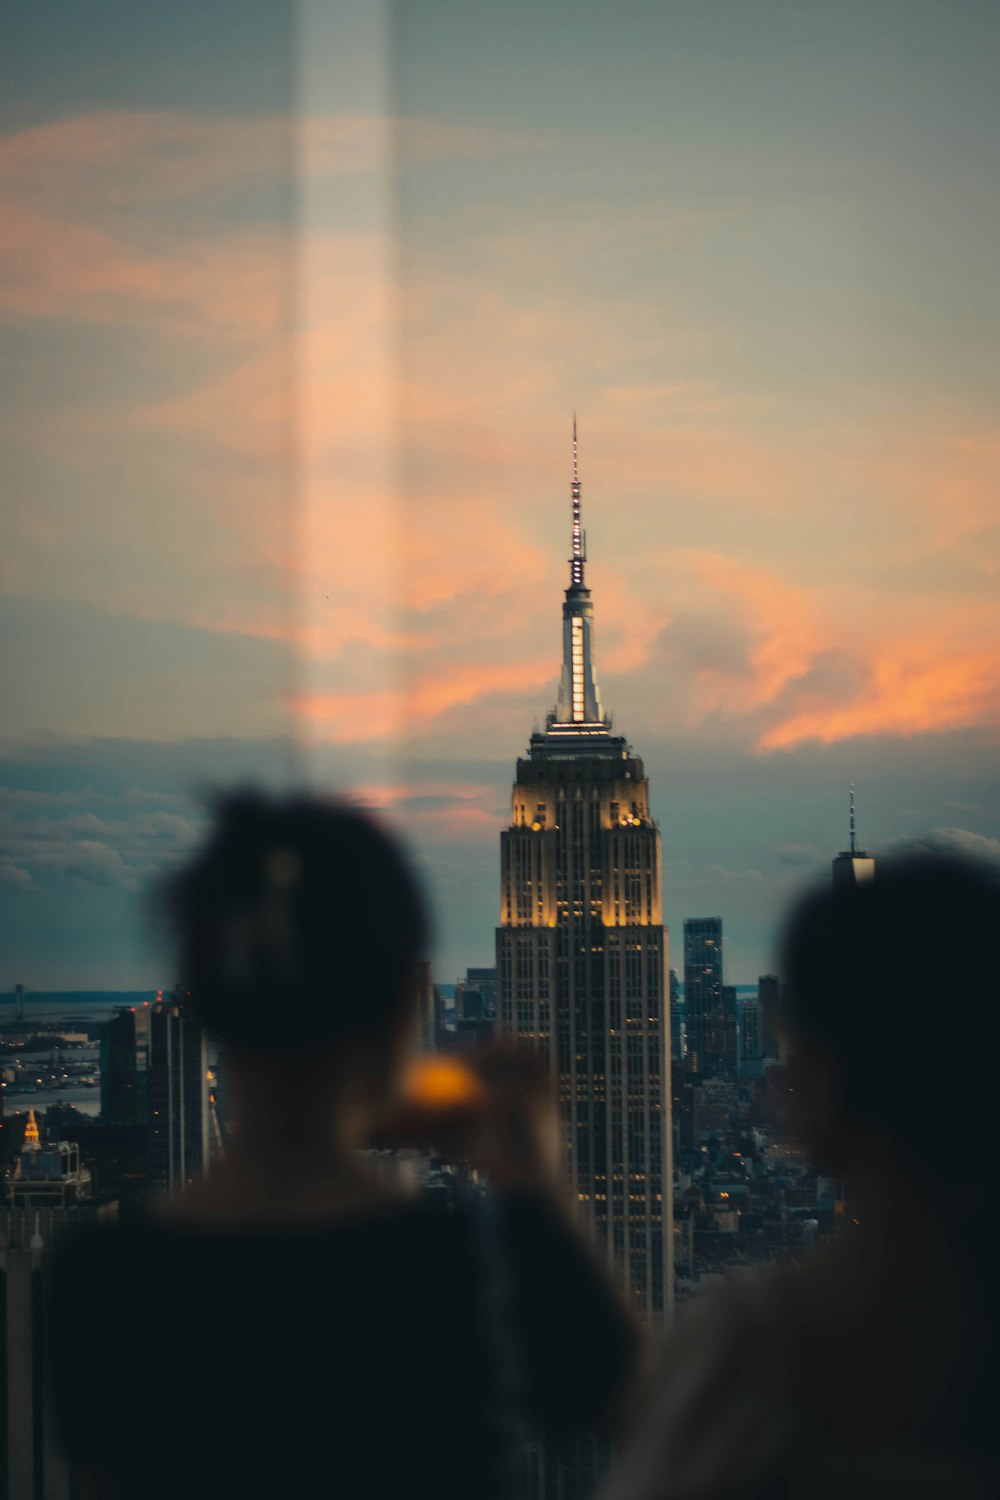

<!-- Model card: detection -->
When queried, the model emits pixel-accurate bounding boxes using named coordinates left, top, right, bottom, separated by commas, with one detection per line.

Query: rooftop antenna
left=570, top=412, right=585, bottom=586
left=849, top=784, right=856, bottom=856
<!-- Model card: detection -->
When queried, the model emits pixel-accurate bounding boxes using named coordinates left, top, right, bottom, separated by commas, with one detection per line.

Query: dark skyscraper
left=496, top=423, right=672, bottom=1324
left=147, top=992, right=208, bottom=1195
left=457, top=966, right=497, bottom=1020
left=720, top=985, right=739, bottom=1080
left=100, top=1005, right=150, bottom=1125
left=757, top=973, right=781, bottom=1061
left=740, top=997, right=761, bottom=1064
left=683, top=917, right=732, bottom=1079
left=669, top=967, right=683, bottom=1067
left=832, top=786, right=875, bottom=889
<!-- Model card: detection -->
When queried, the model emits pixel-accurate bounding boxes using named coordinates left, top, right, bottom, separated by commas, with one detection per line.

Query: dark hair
left=163, top=791, right=430, bottom=1056
left=779, top=852, right=1000, bottom=1176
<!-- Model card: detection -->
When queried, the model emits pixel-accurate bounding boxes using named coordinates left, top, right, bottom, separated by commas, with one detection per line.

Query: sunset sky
left=2, top=1, right=999, bottom=989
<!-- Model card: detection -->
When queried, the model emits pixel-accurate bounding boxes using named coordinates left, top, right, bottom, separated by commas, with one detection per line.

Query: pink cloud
left=293, top=658, right=555, bottom=743
left=4, top=107, right=999, bottom=762
left=0, top=197, right=287, bottom=338
left=759, top=641, right=1000, bottom=750
left=0, top=109, right=542, bottom=213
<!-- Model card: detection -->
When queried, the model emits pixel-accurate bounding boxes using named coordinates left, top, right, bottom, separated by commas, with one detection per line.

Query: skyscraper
left=100, top=1004, right=151, bottom=1125
left=669, top=967, right=683, bottom=1068
left=147, top=991, right=209, bottom=1195
left=757, top=973, right=781, bottom=1061
left=496, top=422, right=672, bottom=1324
left=684, top=917, right=733, bottom=1079
left=832, top=785, right=875, bottom=889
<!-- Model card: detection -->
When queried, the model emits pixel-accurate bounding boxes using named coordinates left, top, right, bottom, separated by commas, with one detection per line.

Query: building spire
left=832, top=782, right=875, bottom=887
left=549, top=416, right=606, bottom=731
left=570, top=412, right=585, bottom=586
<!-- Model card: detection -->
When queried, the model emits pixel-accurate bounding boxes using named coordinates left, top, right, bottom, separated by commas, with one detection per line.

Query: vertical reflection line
left=295, top=2, right=403, bottom=800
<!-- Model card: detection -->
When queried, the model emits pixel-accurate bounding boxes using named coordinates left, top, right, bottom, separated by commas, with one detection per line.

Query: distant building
left=7, top=1122, right=92, bottom=1210
left=740, top=998, right=761, bottom=1062
left=684, top=918, right=730, bottom=1079
left=416, top=961, right=445, bottom=1052
left=451, top=1015, right=496, bottom=1054
left=691, top=1079, right=737, bottom=1142
left=456, top=966, right=496, bottom=1021
left=449, top=970, right=498, bottom=1051
left=757, top=974, right=781, bottom=1060
left=832, top=786, right=875, bottom=889
left=1, top=1201, right=115, bottom=1499
left=147, top=992, right=209, bottom=1196
left=59, top=1119, right=149, bottom=1212
left=96, top=994, right=207, bottom=1198
left=100, top=1004, right=150, bottom=1125
left=719, top=987, right=739, bottom=1081
left=669, top=968, right=683, bottom=1067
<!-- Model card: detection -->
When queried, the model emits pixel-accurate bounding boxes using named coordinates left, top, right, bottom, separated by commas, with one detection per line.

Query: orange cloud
left=293, top=658, right=554, bottom=743
left=0, top=198, right=288, bottom=338
left=0, top=109, right=542, bottom=213
left=5, top=106, right=999, bottom=761
left=759, top=642, right=1000, bottom=750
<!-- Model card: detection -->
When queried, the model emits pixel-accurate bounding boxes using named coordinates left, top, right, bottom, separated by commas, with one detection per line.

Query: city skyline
left=2, top=1, right=1000, bottom=988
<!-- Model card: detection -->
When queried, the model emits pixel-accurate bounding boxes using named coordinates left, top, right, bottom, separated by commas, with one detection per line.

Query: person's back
left=602, top=855, right=998, bottom=1500
left=49, top=793, right=638, bottom=1498
left=54, top=1189, right=634, bottom=1499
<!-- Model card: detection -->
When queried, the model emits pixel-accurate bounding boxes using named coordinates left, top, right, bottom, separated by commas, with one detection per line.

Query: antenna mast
left=570, top=412, right=585, bottom=585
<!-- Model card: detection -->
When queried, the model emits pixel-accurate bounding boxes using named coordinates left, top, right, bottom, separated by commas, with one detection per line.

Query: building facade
left=100, top=1004, right=150, bottom=1125
left=740, top=997, right=761, bottom=1063
left=669, top=967, right=683, bottom=1070
left=7, top=1135, right=92, bottom=1211
left=496, top=424, right=672, bottom=1324
left=684, top=917, right=733, bottom=1079
left=1, top=1203, right=117, bottom=1500
left=757, top=973, right=781, bottom=1061
left=147, top=993, right=209, bottom=1195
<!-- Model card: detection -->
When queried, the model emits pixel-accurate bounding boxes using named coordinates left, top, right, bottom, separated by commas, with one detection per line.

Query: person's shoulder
left=602, top=1270, right=794, bottom=1500
left=50, top=1214, right=146, bottom=1289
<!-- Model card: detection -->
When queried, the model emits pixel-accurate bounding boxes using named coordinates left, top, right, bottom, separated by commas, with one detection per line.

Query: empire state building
left=496, top=423, right=673, bottom=1324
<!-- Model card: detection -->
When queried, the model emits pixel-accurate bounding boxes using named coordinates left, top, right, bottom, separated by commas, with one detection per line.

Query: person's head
left=163, top=791, right=430, bottom=1100
left=777, top=853, right=1000, bottom=1187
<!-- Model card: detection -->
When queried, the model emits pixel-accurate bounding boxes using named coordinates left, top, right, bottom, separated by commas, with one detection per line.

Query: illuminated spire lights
left=832, top=783, right=875, bottom=887
left=571, top=411, right=585, bottom=586
left=548, top=416, right=609, bottom=736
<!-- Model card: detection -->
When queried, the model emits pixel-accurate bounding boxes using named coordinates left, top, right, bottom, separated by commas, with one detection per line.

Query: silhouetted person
left=603, top=854, right=998, bottom=1499
left=50, top=793, right=638, bottom=1499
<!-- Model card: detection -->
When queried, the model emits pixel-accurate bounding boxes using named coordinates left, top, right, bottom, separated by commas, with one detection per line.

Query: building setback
left=496, top=422, right=672, bottom=1324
